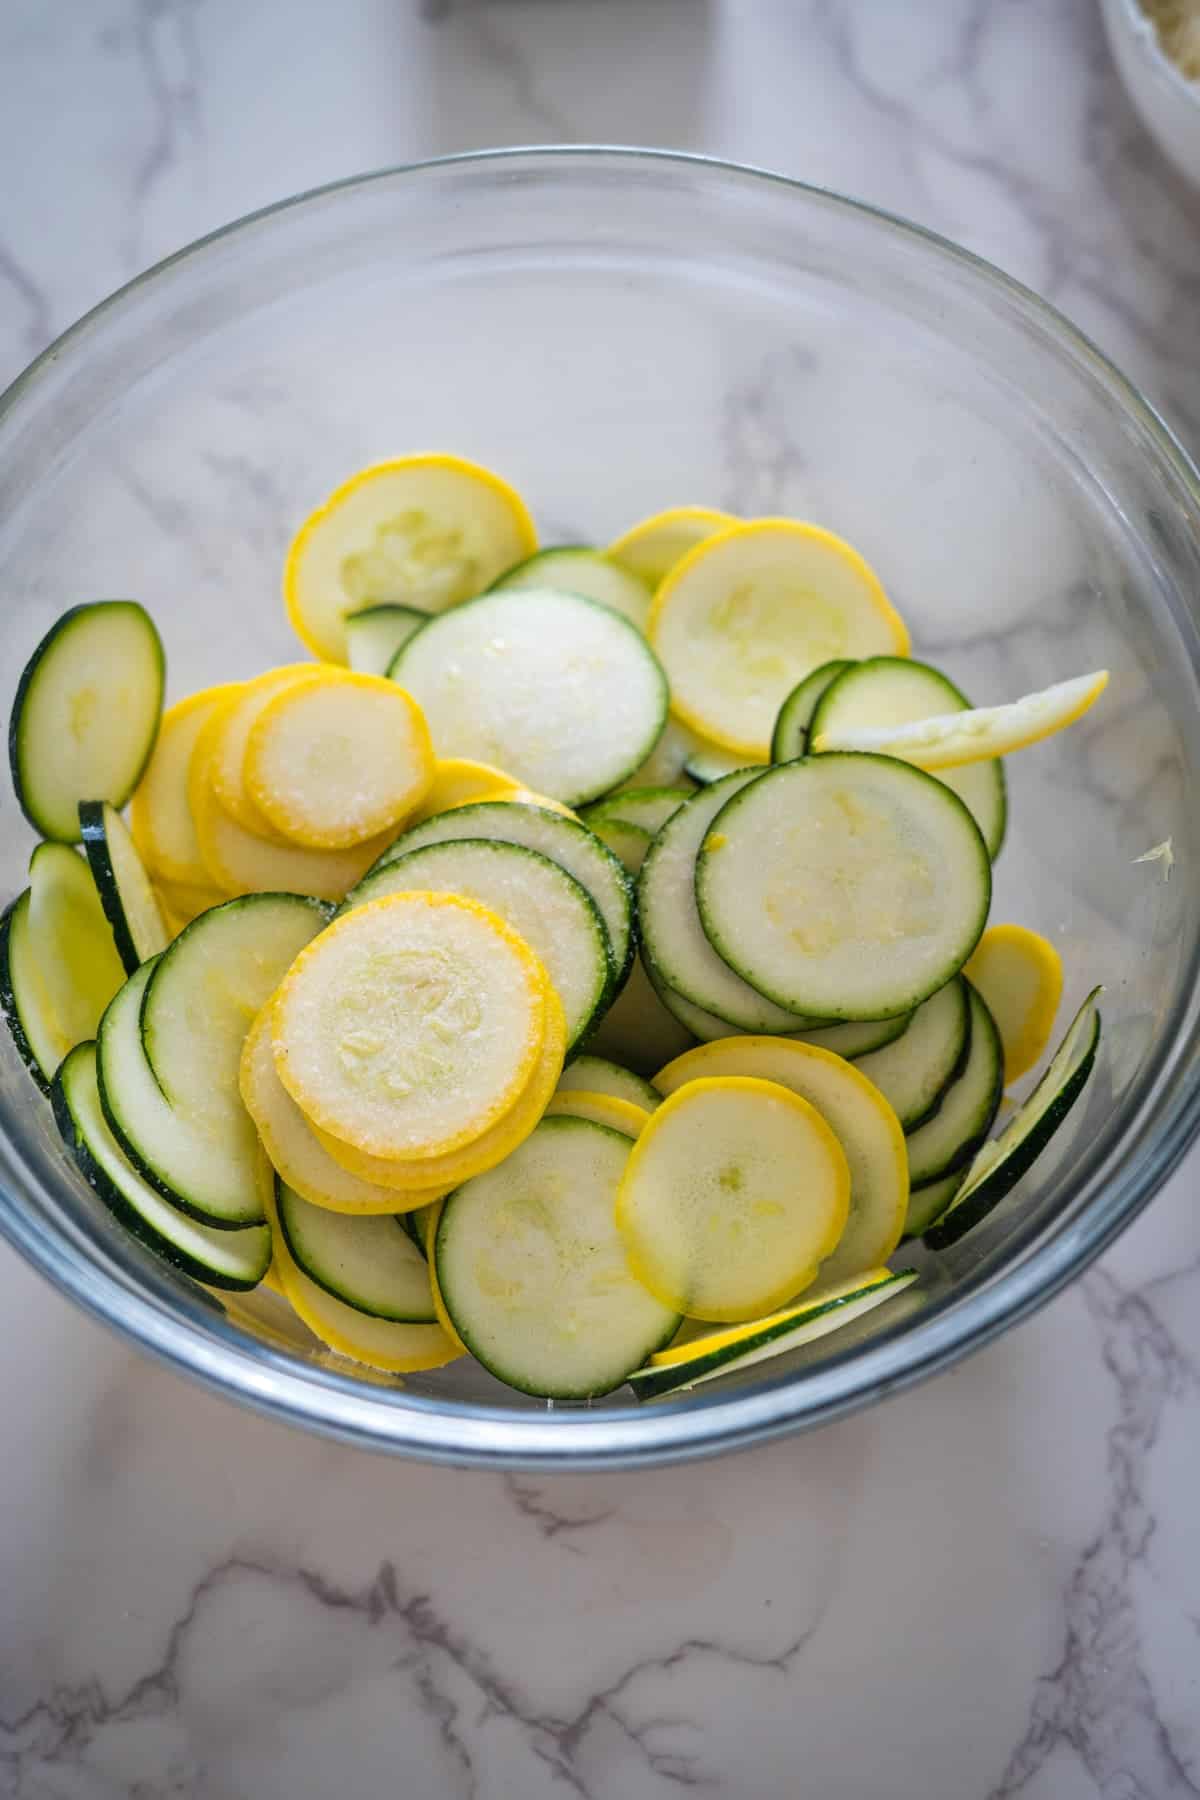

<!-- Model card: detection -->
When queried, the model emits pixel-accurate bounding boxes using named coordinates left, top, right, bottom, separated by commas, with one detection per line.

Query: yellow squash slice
left=608, top=505, right=736, bottom=588
left=130, top=683, right=246, bottom=884
left=544, top=1091, right=651, bottom=1137
left=271, top=891, right=549, bottom=1159
left=810, top=671, right=1109, bottom=770
left=615, top=1075, right=851, bottom=1321
left=964, top=923, right=1064, bottom=1085
left=208, top=664, right=324, bottom=837
left=284, top=454, right=538, bottom=662
left=245, top=670, right=434, bottom=849
left=649, top=519, right=910, bottom=757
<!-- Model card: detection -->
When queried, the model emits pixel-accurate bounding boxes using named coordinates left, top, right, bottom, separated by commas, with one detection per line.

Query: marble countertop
left=3, top=3, right=1200, bottom=1795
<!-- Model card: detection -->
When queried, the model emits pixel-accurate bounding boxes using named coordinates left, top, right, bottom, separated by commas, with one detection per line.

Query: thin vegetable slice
left=78, top=801, right=170, bottom=973
left=649, top=520, right=909, bottom=758
left=240, top=1006, right=442, bottom=1215
left=27, top=842, right=126, bottom=1070
left=853, top=977, right=970, bottom=1131
left=902, top=1170, right=963, bottom=1238
left=545, top=1091, right=650, bottom=1137
left=54, top=1042, right=271, bottom=1289
left=272, top=892, right=547, bottom=1159
left=695, top=755, right=991, bottom=1021
left=0, top=892, right=66, bottom=1092
left=557, top=1054, right=662, bottom=1112
left=285, top=454, right=537, bottom=662
left=391, top=588, right=668, bottom=806
left=810, top=670, right=1109, bottom=770
left=654, top=1039, right=907, bottom=1283
left=408, top=757, right=525, bottom=821
left=905, top=984, right=1004, bottom=1188
left=627, top=1269, right=917, bottom=1399
left=964, top=923, right=1063, bottom=1085
left=208, top=666, right=321, bottom=837
left=607, top=505, right=736, bottom=588
left=588, top=955, right=696, bottom=1076
left=245, top=670, right=434, bottom=848
left=770, top=659, right=854, bottom=762
left=491, top=547, right=652, bottom=631
left=807, top=657, right=1007, bottom=857
left=275, top=1182, right=436, bottom=1321
left=10, top=601, right=165, bottom=842
left=581, top=788, right=691, bottom=838
left=434, top=1116, right=680, bottom=1398
left=924, top=988, right=1102, bottom=1249
left=682, top=747, right=763, bottom=785
left=346, top=603, right=428, bottom=675
left=130, top=683, right=245, bottom=884
left=615, top=1075, right=851, bottom=1321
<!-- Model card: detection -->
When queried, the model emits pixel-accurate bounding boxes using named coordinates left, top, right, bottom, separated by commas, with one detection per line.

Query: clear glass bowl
left=2, top=149, right=1199, bottom=1470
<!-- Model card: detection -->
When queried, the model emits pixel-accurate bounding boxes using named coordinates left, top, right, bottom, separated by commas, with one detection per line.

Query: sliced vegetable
left=272, top=892, right=547, bottom=1159
left=130, top=683, right=244, bottom=884
left=587, top=817, right=652, bottom=874
left=557, top=1054, right=661, bottom=1112
left=545, top=1091, right=650, bottom=1137
left=369, top=800, right=634, bottom=991
left=240, top=1006, right=440, bottom=1215
left=902, top=1169, right=963, bottom=1238
left=0, top=892, right=66, bottom=1092
left=245, top=670, right=434, bottom=849
left=580, top=788, right=691, bottom=837
left=27, top=843, right=125, bottom=1069
left=407, top=757, right=525, bottom=821
left=491, top=547, right=652, bottom=630
left=345, top=603, right=428, bottom=675
left=807, top=657, right=1007, bottom=857
left=695, top=755, right=990, bottom=1021
left=615, top=716, right=705, bottom=792
left=53, top=1042, right=271, bottom=1289
left=682, top=747, right=763, bottom=785
left=654, top=1038, right=907, bottom=1283
left=275, top=1182, right=436, bottom=1320
left=810, top=670, right=1109, bottom=771
left=964, top=923, right=1063, bottom=1085
left=853, top=977, right=970, bottom=1131
left=344, top=838, right=609, bottom=1050
left=770, top=659, right=855, bottom=762
left=78, top=801, right=169, bottom=973
left=9, top=601, right=165, bottom=841
left=587, top=954, right=696, bottom=1076
left=649, top=520, right=909, bottom=758
left=607, top=505, right=735, bottom=588
left=284, top=454, right=537, bottom=662
left=627, top=1268, right=918, bottom=1399
left=391, top=588, right=668, bottom=806
left=789, top=1014, right=912, bottom=1060
left=615, top=1075, right=851, bottom=1321
left=208, top=667, right=318, bottom=837
left=639, top=769, right=829, bottom=1032
left=924, top=988, right=1102, bottom=1249
left=434, top=1115, right=680, bottom=1397
left=904, top=983, right=1004, bottom=1188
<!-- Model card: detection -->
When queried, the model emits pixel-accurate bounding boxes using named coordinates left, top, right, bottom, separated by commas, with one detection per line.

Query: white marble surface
left=2, top=3, right=1200, bottom=1796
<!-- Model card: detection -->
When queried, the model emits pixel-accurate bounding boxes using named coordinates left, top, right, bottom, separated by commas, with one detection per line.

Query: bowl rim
left=3, top=144, right=1200, bottom=1470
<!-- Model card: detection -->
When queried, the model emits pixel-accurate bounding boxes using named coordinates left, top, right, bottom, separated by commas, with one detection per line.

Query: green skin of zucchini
left=78, top=801, right=144, bottom=975
left=51, top=1046, right=268, bottom=1291
left=923, top=1018, right=1100, bottom=1250
left=0, top=895, right=52, bottom=1095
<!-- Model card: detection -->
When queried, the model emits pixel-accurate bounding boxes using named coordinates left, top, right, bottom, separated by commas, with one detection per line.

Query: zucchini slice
left=587, top=816, right=653, bottom=875
left=682, top=747, right=763, bottom=785
left=648, top=520, right=909, bottom=758
left=639, top=769, right=828, bottom=1033
left=141, top=892, right=328, bottom=1144
left=78, top=801, right=170, bottom=973
left=654, top=1038, right=907, bottom=1284
left=344, top=838, right=610, bottom=1052
left=53, top=1042, right=271, bottom=1290
left=615, top=716, right=706, bottom=792
left=904, top=983, right=1004, bottom=1188
left=369, top=800, right=634, bottom=991
left=346, top=603, right=428, bottom=675
left=284, top=454, right=537, bottom=662
left=0, top=892, right=63, bottom=1093
left=27, top=842, right=126, bottom=1069
left=853, top=977, right=971, bottom=1131
left=695, top=755, right=991, bottom=1021
left=770, top=659, right=855, bottom=763
left=9, top=601, right=165, bottom=842
left=580, top=787, right=691, bottom=837
left=130, top=683, right=245, bottom=884
left=275, top=1182, right=436, bottom=1321
left=902, top=1170, right=963, bottom=1238
left=245, top=670, right=434, bottom=850
left=545, top=1091, right=650, bottom=1137
left=391, top=588, right=668, bottom=806
left=240, top=1006, right=439, bottom=1215
left=491, top=547, right=652, bottom=631
left=808, top=657, right=1007, bottom=858
left=924, top=988, right=1101, bottom=1249
left=615, top=1075, right=851, bottom=1322
left=587, top=954, right=696, bottom=1076
left=271, top=891, right=547, bottom=1160
left=398, top=1201, right=437, bottom=1256
left=557, top=1054, right=662, bottom=1112
left=627, top=1268, right=918, bottom=1400
left=98, top=961, right=265, bottom=1227
left=434, top=1115, right=681, bottom=1398
left=964, top=923, right=1063, bottom=1084
left=607, top=505, right=735, bottom=588
left=789, top=1014, right=912, bottom=1060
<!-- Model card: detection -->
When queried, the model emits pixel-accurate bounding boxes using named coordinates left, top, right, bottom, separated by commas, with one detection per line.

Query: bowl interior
left=2, top=151, right=1199, bottom=1465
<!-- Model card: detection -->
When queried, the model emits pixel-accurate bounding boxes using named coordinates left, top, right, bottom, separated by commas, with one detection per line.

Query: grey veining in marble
left=2, top=3, right=1200, bottom=1797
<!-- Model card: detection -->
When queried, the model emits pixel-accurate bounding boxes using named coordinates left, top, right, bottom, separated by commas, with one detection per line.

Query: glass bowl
left=1, top=149, right=1198, bottom=1471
